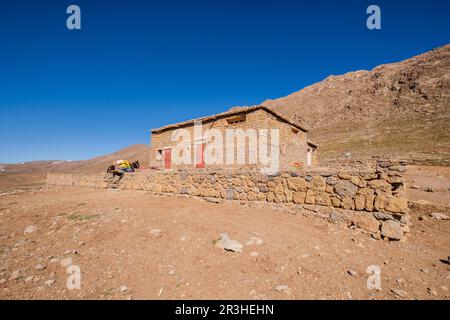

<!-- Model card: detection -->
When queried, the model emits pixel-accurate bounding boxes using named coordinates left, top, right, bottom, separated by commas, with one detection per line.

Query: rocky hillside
left=3, top=144, right=149, bottom=175
left=57, top=144, right=150, bottom=174
left=263, top=44, right=450, bottom=165
left=0, top=144, right=149, bottom=192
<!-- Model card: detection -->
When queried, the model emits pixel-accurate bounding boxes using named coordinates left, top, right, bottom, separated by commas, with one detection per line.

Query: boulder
left=381, top=220, right=403, bottom=240
left=334, top=180, right=358, bottom=197
left=349, top=212, right=380, bottom=233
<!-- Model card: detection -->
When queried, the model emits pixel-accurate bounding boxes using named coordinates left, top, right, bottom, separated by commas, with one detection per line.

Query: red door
left=196, top=143, right=205, bottom=168
left=164, top=149, right=171, bottom=169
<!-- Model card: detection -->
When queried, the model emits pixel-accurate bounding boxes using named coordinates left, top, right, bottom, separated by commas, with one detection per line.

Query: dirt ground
left=405, top=165, right=450, bottom=207
left=0, top=171, right=449, bottom=300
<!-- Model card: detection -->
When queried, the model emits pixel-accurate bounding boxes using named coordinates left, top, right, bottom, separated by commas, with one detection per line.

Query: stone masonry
left=150, top=106, right=318, bottom=171
left=47, top=159, right=410, bottom=240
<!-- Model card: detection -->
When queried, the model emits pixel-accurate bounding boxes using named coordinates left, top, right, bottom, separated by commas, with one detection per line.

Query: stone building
left=150, top=105, right=317, bottom=171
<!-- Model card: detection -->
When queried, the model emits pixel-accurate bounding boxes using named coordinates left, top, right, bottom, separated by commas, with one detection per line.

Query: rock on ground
left=275, top=285, right=289, bottom=292
left=24, top=225, right=37, bottom=235
left=381, top=220, right=403, bottom=241
left=215, top=234, right=243, bottom=253
left=149, top=229, right=162, bottom=237
left=430, top=212, right=449, bottom=220
left=45, top=279, right=55, bottom=286
left=391, top=289, right=407, bottom=298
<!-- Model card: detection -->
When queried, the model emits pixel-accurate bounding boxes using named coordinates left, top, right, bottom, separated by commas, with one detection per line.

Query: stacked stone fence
left=318, top=157, right=379, bottom=172
left=47, top=159, right=410, bottom=240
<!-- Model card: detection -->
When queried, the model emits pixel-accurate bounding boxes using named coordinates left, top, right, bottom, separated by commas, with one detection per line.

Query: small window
left=156, top=149, right=163, bottom=161
left=292, top=128, right=299, bottom=134
left=226, top=114, right=246, bottom=125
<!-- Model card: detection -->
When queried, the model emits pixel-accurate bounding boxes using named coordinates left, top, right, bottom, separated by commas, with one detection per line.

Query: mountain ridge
left=263, top=44, right=450, bottom=164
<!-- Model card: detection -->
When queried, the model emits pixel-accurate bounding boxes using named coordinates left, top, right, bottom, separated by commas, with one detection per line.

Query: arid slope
left=0, top=144, right=149, bottom=192
left=264, top=44, right=450, bottom=164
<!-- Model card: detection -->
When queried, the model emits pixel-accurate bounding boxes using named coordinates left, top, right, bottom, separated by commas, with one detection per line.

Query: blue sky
left=0, top=0, right=449, bottom=163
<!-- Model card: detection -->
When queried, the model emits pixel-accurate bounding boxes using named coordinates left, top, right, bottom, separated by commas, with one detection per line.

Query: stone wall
left=47, top=159, right=410, bottom=240
left=318, top=158, right=378, bottom=172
